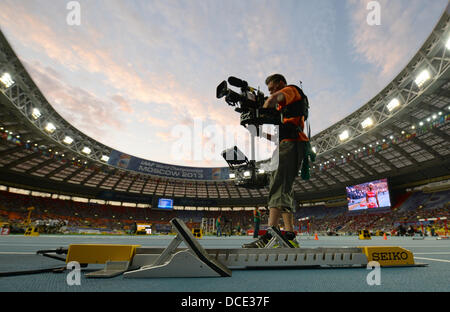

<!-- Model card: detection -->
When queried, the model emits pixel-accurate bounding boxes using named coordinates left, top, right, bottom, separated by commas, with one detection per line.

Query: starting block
left=24, top=226, right=39, bottom=236
left=358, top=230, right=371, bottom=240
left=265, top=226, right=297, bottom=248
left=192, top=228, right=202, bottom=239
left=124, top=218, right=231, bottom=278
left=61, top=218, right=426, bottom=279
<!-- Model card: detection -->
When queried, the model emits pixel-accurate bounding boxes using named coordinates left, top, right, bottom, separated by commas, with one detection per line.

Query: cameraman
left=243, top=74, right=308, bottom=248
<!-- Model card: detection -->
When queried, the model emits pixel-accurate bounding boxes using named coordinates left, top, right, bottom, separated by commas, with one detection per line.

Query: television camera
left=216, top=76, right=282, bottom=127
left=217, top=77, right=280, bottom=189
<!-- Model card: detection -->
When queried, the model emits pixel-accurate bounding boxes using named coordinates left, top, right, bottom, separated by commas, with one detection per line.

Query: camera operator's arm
left=263, top=92, right=286, bottom=109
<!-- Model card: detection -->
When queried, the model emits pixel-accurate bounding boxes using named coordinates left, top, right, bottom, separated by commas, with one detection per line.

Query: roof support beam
left=25, top=158, right=56, bottom=174
left=44, top=162, right=72, bottom=178
left=2, top=151, right=40, bottom=169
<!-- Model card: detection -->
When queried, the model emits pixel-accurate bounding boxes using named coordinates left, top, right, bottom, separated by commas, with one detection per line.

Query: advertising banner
left=107, top=150, right=229, bottom=181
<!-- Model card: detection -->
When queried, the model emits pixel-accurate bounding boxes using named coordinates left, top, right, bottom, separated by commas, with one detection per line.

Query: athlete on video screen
left=365, top=183, right=380, bottom=208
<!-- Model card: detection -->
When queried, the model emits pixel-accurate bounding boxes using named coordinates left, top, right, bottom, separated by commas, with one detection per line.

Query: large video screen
left=346, top=178, right=391, bottom=211
left=157, top=198, right=174, bottom=210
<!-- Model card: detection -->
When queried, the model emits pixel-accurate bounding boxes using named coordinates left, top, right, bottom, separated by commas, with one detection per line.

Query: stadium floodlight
left=229, top=173, right=236, bottom=179
left=0, top=73, right=14, bottom=88
left=82, top=147, right=91, bottom=155
left=339, top=130, right=349, bottom=141
left=312, top=146, right=317, bottom=153
left=31, top=108, right=42, bottom=120
left=63, top=136, right=73, bottom=145
left=258, top=169, right=265, bottom=174
left=446, top=37, right=450, bottom=50
left=243, top=171, right=251, bottom=177
left=415, top=69, right=431, bottom=88
left=101, top=155, right=110, bottom=162
left=44, top=122, right=56, bottom=133
left=361, top=117, right=374, bottom=129
left=387, top=98, right=400, bottom=112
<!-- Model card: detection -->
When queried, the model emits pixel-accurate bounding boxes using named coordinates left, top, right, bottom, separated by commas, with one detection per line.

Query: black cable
left=0, top=266, right=67, bottom=277
left=36, top=247, right=68, bottom=262
left=0, top=247, right=69, bottom=277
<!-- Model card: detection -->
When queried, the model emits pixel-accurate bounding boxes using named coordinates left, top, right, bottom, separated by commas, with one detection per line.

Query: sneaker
left=273, top=231, right=300, bottom=248
left=242, top=232, right=272, bottom=248
left=287, top=239, right=300, bottom=248
left=284, top=231, right=300, bottom=248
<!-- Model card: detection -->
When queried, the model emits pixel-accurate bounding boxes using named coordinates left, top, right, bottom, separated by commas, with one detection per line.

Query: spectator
left=216, top=215, right=222, bottom=237
left=253, top=208, right=261, bottom=238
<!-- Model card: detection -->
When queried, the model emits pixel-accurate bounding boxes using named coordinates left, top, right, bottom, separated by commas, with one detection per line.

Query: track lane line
left=414, top=257, right=450, bottom=263
left=414, top=252, right=450, bottom=255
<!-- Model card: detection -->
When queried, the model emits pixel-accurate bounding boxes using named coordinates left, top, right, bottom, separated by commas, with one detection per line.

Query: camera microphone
left=228, top=76, right=248, bottom=89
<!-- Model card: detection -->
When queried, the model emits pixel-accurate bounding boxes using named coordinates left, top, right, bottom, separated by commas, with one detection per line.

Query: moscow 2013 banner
left=107, top=150, right=229, bottom=181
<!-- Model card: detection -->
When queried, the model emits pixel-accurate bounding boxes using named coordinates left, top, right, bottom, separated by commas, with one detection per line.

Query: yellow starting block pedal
left=192, top=228, right=202, bottom=239
left=358, top=230, right=371, bottom=240
left=66, top=244, right=140, bottom=264
left=66, top=244, right=141, bottom=278
left=24, top=226, right=39, bottom=236
left=359, top=246, right=424, bottom=267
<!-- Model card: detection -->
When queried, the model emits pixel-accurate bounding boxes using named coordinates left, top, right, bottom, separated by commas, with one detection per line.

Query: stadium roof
left=0, top=6, right=450, bottom=207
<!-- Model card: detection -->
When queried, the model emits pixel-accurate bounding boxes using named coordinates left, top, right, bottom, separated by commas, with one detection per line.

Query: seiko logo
left=372, top=252, right=409, bottom=261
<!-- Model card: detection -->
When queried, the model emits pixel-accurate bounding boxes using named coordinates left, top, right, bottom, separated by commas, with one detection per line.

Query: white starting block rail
left=63, top=218, right=427, bottom=278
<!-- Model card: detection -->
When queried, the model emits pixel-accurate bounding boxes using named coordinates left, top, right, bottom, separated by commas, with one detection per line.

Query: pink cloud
left=22, top=59, right=125, bottom=139
left=155, top=131, right=173, bottom=142
left=111, top=95, right=134, bottom=114
left=348, top=0, right=446, bottom=80
left=138, top=113, right=172, bottom=128
left=0, top=2, right=211, bottom=122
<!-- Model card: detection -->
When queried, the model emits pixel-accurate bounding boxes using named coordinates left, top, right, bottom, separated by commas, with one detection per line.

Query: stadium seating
left=0, top=189, right=447, bottom=235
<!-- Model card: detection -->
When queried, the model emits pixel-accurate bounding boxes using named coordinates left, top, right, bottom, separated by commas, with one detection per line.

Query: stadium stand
left=1, top=185, right=447, bottom=236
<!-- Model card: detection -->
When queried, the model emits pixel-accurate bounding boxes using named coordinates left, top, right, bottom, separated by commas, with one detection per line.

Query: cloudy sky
left=0, top=0, right=447, bottom=167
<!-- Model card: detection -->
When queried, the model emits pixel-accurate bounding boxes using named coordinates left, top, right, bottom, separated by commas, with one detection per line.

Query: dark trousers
left=253, top=220, right=260, bottom=238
